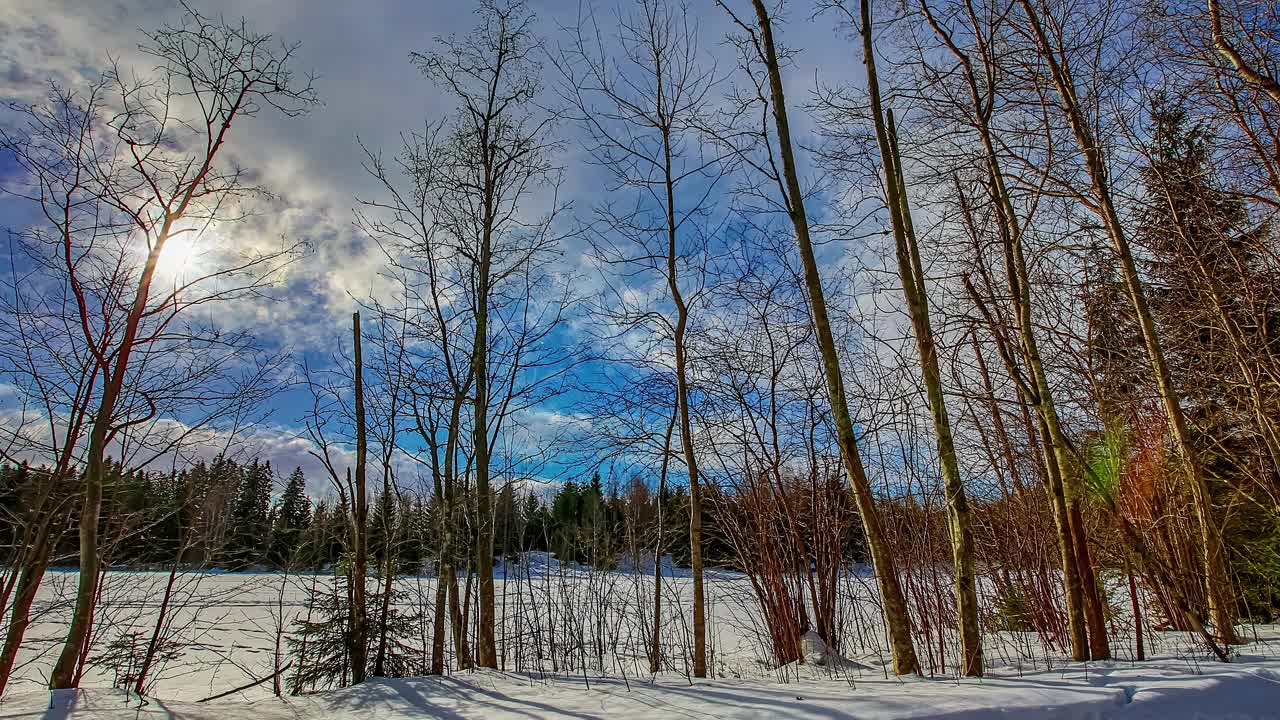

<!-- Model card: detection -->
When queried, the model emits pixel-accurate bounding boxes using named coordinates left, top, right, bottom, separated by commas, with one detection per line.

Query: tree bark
left=430, top=553, right=448, bottom=675
left=922, top=0, right=1106, bottom=659
left=0, top=538, right=52, bottom=697
left=1126, top=556, right=1145, bottom=661
left=133, top=559, right=180, bottom=695
left=50, top=222, right=171, bottom=688
left=474, top=162, right=498, bottom=671
left=743, top=0, right=921, bottom=675
left=882, top=109, right=983, bottom=676
left=1207, top=0, right=1280, bottom=105
left=1016, top=0, right=1239, bottom=645
left=351, top=312, right=369, bottom=684
left=374, top=488, right=396, bottom=677
left=651, top=403, right=678, bottom=674
left=660, top=120, right=708, bottom=678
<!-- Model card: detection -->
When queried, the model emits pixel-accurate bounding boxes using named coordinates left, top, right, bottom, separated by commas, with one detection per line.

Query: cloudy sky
left=0, top=0, right=872, bottom=491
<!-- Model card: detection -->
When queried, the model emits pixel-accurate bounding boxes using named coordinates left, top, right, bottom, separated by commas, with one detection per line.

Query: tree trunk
left=924, top=0, right=1101, bottom=659
left=967, top=277, right=1091, bottom=660
left=449, top=564, right=471, bottom=670
left=661, top=123, right=707, bottom=679
left=51, top=323, right=143, bottom=688
left=1038, top=419, right=1091, bottom=660
left=374, top=511, right=396, bottom=677
left=430, top=555, right=448, bottom=675
left=1207, top=0, right=1280, bottom=105
left=373, top=450, right=399, bottom=678
left=351, top=312, right=369, bottom=684
left=49, top=412, right=109, bottom=688
left=1016, top=0, right=1239, bottom=645
left=1069, top=502, right=1111, bottom=659
left=474, top=215, right=497, bottom=670
left=745, top=0, right=920, bottom=675
left=881, top=108, right=984, bottom=676
left=0, top=539, right=52, bottom=697
left=133, top=559, right=181, bottom=695
left=651, top=404, right=678, bottom=674
left=1126, top=556, right=1145, bottom=661
left=0, top=468, right=66, bottom=698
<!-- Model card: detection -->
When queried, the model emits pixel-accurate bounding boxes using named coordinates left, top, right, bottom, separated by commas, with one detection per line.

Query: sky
left=0, top=0, right=874, bottom=494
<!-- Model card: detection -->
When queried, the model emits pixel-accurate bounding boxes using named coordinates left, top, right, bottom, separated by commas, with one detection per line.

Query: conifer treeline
left=0, top=462, right=757, bottom=573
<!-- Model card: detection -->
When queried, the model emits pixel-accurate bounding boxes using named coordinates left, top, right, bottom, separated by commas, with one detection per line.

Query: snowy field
left=2, top=563, right=1279, bottom=718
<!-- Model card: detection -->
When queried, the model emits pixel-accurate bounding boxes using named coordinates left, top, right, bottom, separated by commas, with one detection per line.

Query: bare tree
left=356, top=124, right=476, bottom=673
left=553, top=0, right=730, bottom=677
left=899, top=0, right=1105, bottom=660
left=409, top=0, right=567, bottom=669
left=824, top=0, right=984, bottom=675
left=1013, top=0, right=1240, bottom=644
left=350, top=312, right=370, bottom=684
left=363, top=305, right=412, bottom=678
left=713, top=0, right=922, bottom=676
left=0, top=5, right=315, bottom=690
left=299, top=315, right=372, bottom=685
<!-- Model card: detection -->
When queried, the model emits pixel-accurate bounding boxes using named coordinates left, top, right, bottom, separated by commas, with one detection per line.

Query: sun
left=152, top=234, right=204, bottom=280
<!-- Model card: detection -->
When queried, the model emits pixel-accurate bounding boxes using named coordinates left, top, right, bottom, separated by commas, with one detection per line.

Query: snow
left=801, top=629, right=830, bottom=666
left=16, top=659, right=1280, bottom=719
left=3, top=567, right=1279, bottom=719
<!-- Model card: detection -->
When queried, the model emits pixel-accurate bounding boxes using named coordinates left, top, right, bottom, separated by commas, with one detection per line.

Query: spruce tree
left=369, top=491, right=398, bottom=566
left=271, top=467, right=312, bottom=567
left=227, top=459, right=273, bottom=568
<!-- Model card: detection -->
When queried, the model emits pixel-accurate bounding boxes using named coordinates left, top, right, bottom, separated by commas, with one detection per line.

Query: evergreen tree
left=227, top=459, right=272, bottom=568
left=271, top=467, right=313, bottom=567
left=521, top=492, right=548, bottom=552
left=1134, top=103, right=1280, bottom=621
left=550, top=481, right=584, bottom=563
left=396, top=495, right=432, bottom=573
left=1089, top=102, right=1280, bottom=625
left=492, top=483, right=521, bottom=562
left=369, top=490, right=398, bottom=566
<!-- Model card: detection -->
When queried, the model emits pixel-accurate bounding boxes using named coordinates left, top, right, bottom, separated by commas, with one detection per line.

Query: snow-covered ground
left=2, top=563, right=1278, bottom=718
left=18, top=659, right=1280, bottom=719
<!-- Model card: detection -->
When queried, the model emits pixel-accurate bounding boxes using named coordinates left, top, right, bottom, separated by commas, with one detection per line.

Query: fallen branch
left=197, top=662, right=294, bottom=703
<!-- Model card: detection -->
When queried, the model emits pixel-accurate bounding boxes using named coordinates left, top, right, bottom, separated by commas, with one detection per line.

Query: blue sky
left=0, top=0, right=884, bottom=494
